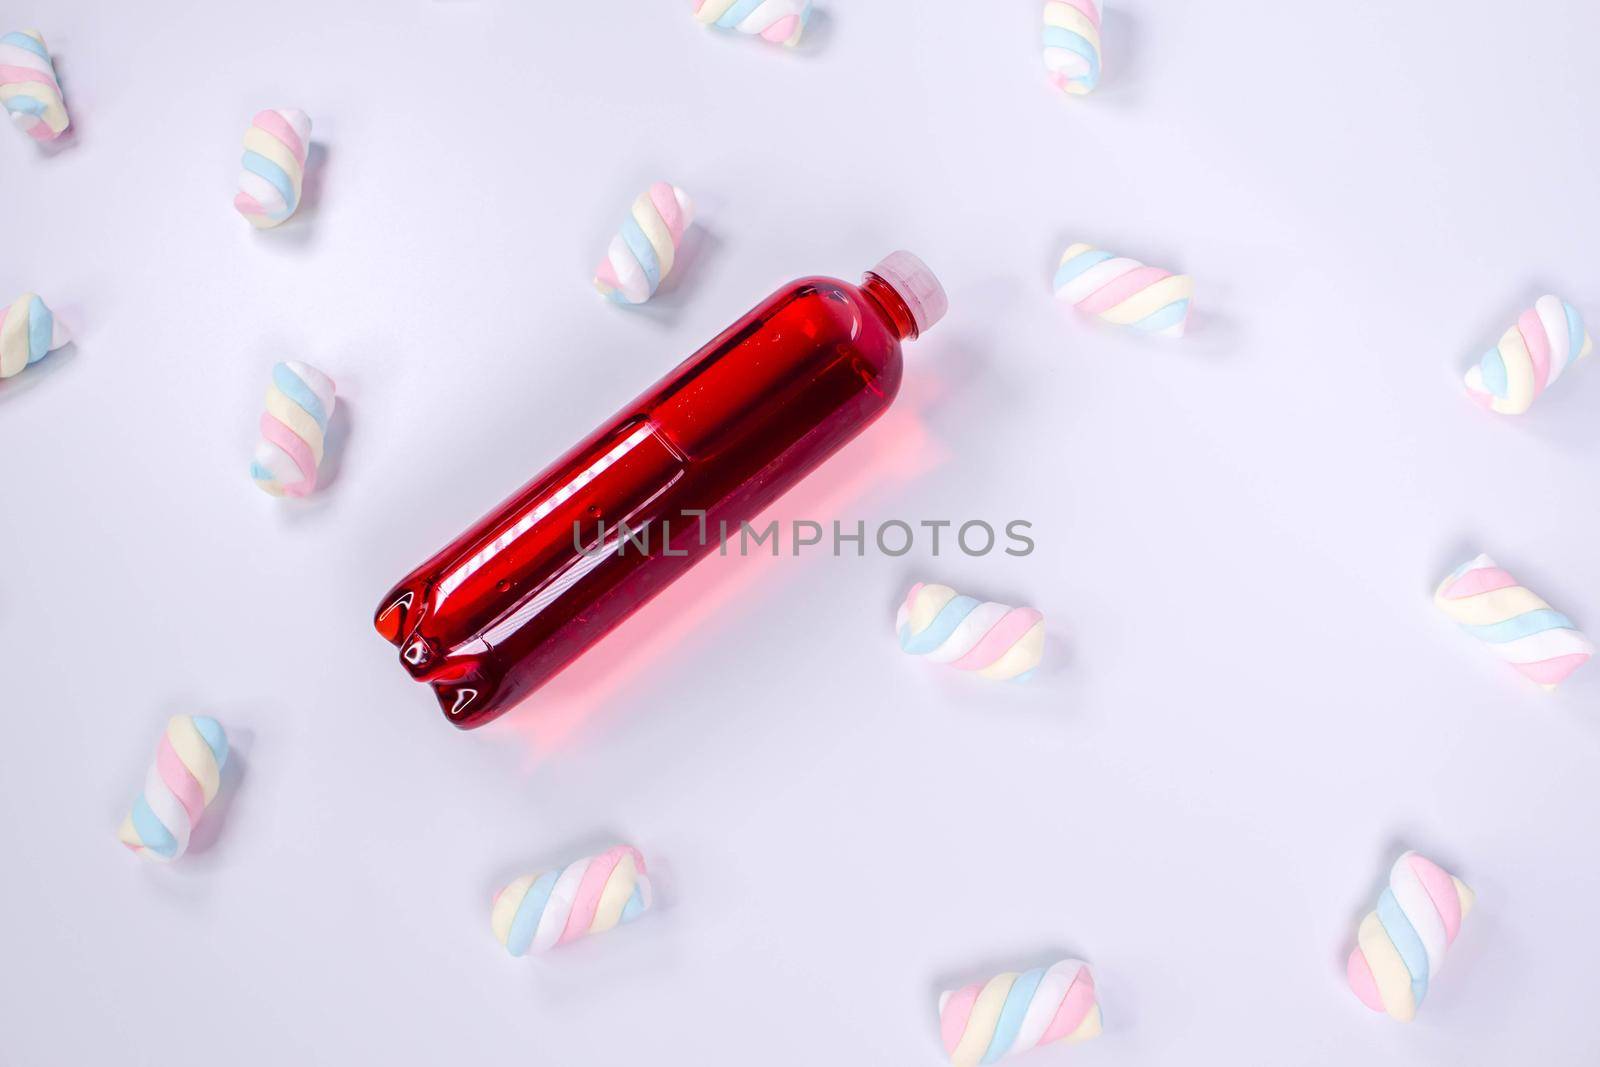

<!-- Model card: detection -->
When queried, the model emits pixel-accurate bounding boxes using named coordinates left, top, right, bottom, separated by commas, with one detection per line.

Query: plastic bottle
left=374, top=252, right=948, bottom=729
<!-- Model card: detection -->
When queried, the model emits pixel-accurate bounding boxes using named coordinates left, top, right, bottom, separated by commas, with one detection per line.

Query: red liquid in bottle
left=375, top=253, right=947, bottom=729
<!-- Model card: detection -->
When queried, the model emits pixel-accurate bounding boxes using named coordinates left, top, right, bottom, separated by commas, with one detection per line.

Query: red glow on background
left=486, top=384, right=947, bottom=762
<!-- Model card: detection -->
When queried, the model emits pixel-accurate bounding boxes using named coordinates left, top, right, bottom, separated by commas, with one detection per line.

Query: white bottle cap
left=871, top=251, right=948, bottom=336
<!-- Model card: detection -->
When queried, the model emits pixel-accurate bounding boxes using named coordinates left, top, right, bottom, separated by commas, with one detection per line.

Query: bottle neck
left=862, top=273, right=919, bottom=341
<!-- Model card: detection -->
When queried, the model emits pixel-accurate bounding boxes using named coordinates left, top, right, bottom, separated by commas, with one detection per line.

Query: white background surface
left=3, top=2, right=1598, bottom=1063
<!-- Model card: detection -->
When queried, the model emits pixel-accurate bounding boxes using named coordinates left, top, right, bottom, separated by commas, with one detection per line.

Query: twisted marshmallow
left=0, top=30, right=69, bottom=141
left=251, top=361, right=337, bottom=497
left=940, top=960, right=1101, bottom=1066
left=594, top=182, right=694, bottom=305
left=1435, top=554, right=1593, bottom=690
left=235, top=108, right=312, bottom=228
left=1347, top=852, right=1475, bottom=1022
left=897, top=582, right=1044, bottom=681
left=693, top=0, right=810, bottom=47
left=117, top=716, right=229, bottom=861
left=1043, top=1, right=1102, bottom=96
left=0, top=293, right=70, bottom=379
left=1054, top=243, right=1193, bottom=337
left=1463, top=295, right=1592, bottom=415
left=491, top=845, right=653, bottom=956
